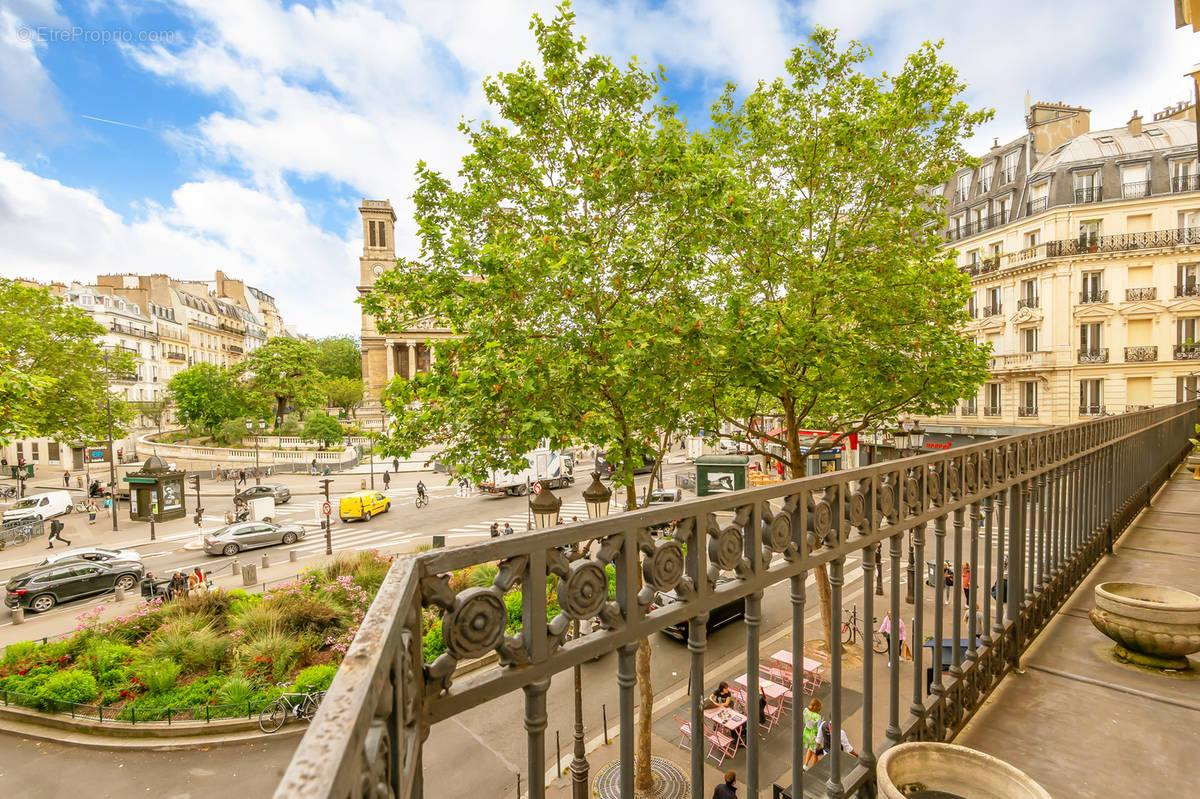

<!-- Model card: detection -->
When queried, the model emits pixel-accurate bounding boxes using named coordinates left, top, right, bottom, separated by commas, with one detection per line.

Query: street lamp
left=908, top=424, right=926, bottom=451
left=569, top=472, right=612, bottom=799
left=102, top=351, right=118, bottom=533
left=582, top=472, right=612, bottom=520
left=529, top=482, right=562, bottom=530
left=245, top=419, right=266, bottom=484
left=891, top=426, right=910, bottom=455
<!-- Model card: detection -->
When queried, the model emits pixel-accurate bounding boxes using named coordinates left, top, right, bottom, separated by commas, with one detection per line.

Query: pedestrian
left=502, top=522, right=514, bottom=536
left=392, top=457, right=399, bottom=473
left=86, top=500, right=98, bottom=525
left=239, top=468, right=247, bottom=487
left=102, top=493, right=112, bottom=517
left=46, top=518, right=71, bottom=548
left=310, top=458, right=318, bottom=476
left=943, top=561, right=954, bottom=604
left=712, top=770, right=738, bottom=799
left=63, top=469, right=70, bottom=487
left=961, top=561, right=972, bottom=604
left=878, top=611, right=909, bottom=661
left=802, top=698, right=823, bottom=769
left=383, top=471, right=391, bottom=489
left=490, top=522, right=499, bottom=538
left=810, top=718, right=858, bottom=768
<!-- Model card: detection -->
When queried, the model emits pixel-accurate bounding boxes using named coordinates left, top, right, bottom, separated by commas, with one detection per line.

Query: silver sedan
left=203, top=521, right=306, bottom=557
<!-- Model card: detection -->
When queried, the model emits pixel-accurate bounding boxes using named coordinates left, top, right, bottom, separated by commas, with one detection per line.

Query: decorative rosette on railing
left=707, top=508, right=748, bottom=582
left=761, top=497, right=799, bottom=561
left=805, top=489, right=836, bottom=549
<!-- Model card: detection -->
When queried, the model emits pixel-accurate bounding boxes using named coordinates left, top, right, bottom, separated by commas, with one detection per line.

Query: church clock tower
left=359, top=199, right=396, bottom=414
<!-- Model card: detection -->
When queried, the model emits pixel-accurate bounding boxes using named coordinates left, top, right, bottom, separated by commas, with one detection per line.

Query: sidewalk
left=955, top=464, right=1200, bottom=798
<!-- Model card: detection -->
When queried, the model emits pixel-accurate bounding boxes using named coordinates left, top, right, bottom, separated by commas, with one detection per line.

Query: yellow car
left=338, top=491, right=391, bottom=522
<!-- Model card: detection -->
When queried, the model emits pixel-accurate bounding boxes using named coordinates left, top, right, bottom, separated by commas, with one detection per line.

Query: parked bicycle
left=0, top=485, right=17, bottom=499
left=258, top=688, right=325, bottom=733
left=841, top=604, right=889, bottom=654
left=71, top=501, right=89, bottom=513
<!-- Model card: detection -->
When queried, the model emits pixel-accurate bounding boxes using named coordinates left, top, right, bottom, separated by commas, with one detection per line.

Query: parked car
left=235, top=484, right=291, bottom=504
left=339, top=491, right=391, bottom=522
left=203, top=520, right=306, bottom=556
left=2, top=490, right=73, bottom=522
left=40, top=546, right=142, bottom=567
left=651, top=578, right=746, bottom=641
left=596, top=451, right=658, bottom=478
left=717, top=438, right=746, bottom=453
left=646, top=488, right=682, bottom=505
left=6, top=560, right=145, bottom=613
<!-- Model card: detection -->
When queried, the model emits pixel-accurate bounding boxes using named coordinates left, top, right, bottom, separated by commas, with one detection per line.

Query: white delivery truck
left=479, top=449, right=575, bottom=496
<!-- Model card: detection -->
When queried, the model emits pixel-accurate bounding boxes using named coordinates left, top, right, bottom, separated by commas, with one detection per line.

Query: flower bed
left=0, top=551, right=392, bottom=723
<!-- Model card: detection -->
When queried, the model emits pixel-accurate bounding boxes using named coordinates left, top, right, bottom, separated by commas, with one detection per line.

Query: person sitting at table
left=707, top=681, right=733, bottom=710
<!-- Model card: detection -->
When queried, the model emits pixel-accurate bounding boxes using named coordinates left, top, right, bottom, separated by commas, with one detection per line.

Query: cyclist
left=416, top=480, right=428, bottom=504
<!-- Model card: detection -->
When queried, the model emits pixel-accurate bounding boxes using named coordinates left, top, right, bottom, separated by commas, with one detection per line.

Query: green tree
left=215, top=417, right=249, bottom=448
left=167, top=364, right=243, bottom=436
left=302, top=414, right=345, bottom=449
left=362, top=7, right=712, bottom=789
left=312, top=335, right=362, bottom=380
left=324, top=376, right=364, bottom=419
left=132, top=398, right=170, bottom=435
left=697, top=30, right=993, bottom=642
left=240, top=338, right=326, bottom=429
left=0, top=279, right=135, bottom=443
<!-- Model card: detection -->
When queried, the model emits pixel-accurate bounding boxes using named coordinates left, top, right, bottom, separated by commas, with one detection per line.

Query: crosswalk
left=446, top=501, right=592, bottom=536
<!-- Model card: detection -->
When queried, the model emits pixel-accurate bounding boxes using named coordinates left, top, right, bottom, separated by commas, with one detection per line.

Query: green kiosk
left=694, top=455, right=749, bottom=496
left=123, top=455, right=187, bottom=523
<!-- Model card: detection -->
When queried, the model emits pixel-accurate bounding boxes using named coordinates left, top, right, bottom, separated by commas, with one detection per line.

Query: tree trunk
left=276, top=397, right=287, bottom=430
left=634, top=635, right=654, bottom=791
left=815, top=564, right=834, bottom=644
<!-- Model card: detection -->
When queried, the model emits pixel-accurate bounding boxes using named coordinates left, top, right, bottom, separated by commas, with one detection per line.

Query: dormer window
left=1001, top=151, right=1019, bottom=184
left=955, top=173, right=971, bottom=203
left=978, top=162, right=993, bottom=194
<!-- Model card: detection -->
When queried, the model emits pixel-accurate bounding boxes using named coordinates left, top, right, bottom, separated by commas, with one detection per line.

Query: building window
left=31, top=442, right=38, bottom=461
left=955, top=173, right=971, bottom=203
left=16, top=443, right=23, bottom=461
left=1178, top=263, right=1199, bottom=297
left=1001, top=151, right=1018, bottom=184
left=1027, top=182, right=1049, bottom=214
left=47, top=442, right=60, bottom=462
left=1081, top=270, right=1105, bottom=303
left=1079, top=379, right=1103, bottom=416
left=1019, top=381, right=1037, bottom=415
left=369, top=220, right=377, bottom=247
left=1079, top=220, right=1101, bottom=249
left=1172, top=159, right=1199, bottom=193
left=1178, top=317, right=1200, bottom=345
left=978, top=162, right=993, bottom=193
left=985, top=286, right=1002, bottom=315
left=378, top=223, right=385, bottom=248
left=996, top=196, right=1010, bottom=223
left=1019, top=279, right=1038, bottom=309
left=1021, top=327, right=1038, bottom=352
left=962, top=394, right=977, bottom=414
left=1025, top=230, right=1040, bottom=249
left=986, top=383, right=1002, bottom=415
left=1121, top=163, right=1150, bottom=199
left=967, top=292, right=977, bottom=318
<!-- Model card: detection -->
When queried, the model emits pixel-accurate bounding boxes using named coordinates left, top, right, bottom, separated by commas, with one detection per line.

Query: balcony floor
left=955, top=466, right=1200, bottom=798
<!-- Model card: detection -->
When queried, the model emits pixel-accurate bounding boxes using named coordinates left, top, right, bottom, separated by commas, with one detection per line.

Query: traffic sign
left=532, top=482, right=542, bottom=494
left=322, top=501, right=332, bottom=515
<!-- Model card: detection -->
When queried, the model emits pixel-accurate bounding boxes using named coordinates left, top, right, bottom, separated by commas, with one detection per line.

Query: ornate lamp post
left=102, top=350, right=118, bottom=532
left=529, top=482, right=563, bottom=531
left=245, top=419, right=266, bottom=484
left=568, top=472, right=612, bottom=798
left=893, top=424, right=924, bottom=604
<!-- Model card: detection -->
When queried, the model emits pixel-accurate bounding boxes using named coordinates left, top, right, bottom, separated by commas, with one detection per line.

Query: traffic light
left=188, top=474, right=200, bottom=491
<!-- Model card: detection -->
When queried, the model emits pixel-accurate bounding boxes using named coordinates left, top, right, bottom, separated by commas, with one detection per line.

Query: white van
left=2, top=491, right=73, bottom=522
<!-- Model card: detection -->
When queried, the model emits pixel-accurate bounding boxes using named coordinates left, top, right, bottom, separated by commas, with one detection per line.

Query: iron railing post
left=570, top=620, right=588, bottom=799
left=825, top=557, right=845, bottom=799
left=791, top=572, right=807, bottom=799
left=687, top=610, right=708, bottom=799
left=859, top=543, right=876, bottom=771
left=885, top=535, right=902, bottom=748
left=616, top=643, right=637, bottom=799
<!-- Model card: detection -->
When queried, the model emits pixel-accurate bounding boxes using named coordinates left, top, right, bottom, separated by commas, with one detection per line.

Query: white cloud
left=0, top=154, right=357, bottom=336
left=0, top=0, right=67, bottom=128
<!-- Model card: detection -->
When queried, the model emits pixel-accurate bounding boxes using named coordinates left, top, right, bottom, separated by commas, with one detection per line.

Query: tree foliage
left=167, top=364, right=244, bottom=435
left=301, top=414, right=345, bottom=449
left=324, top=377, right=364, bottom=418
left=0, top=279, right=135, bottom=444
left=312, top=336, right=362, bottom=381
left=240, top=338, right=326, bottom=428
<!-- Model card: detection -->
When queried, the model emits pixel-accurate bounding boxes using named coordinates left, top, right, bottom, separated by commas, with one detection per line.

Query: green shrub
left=218, top=675, right=255, bottom=706
left=270, top=594, right=347, bottom=637
left=290, top=664, right=337, bottom=695
left=422, top=625, right=445, bottom=662
left=136, top=659, right=181, bottom=695
left=37, top=669, right=98, bottom=706
left=230, top=603, right=286, bottom=638
left=97, top=666, right=131, bottom=689
left=469, top=563, right=498, bottom=589
left=182, top=626, right=231, bottom=671
left=240, top=626, right=300, bottom=683
left=81, top=639, right=133, bottom=673
left=167, top=589, right=233, bottom=623
left=2, top=641, right=37, bottom=667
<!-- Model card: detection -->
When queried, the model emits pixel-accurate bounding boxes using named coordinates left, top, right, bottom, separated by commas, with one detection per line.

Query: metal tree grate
left=593, top=757, right=689, bottom=799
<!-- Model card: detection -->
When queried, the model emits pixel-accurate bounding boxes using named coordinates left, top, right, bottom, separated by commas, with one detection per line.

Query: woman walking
left=803, top=698, right=823, bottom=769
left=86, top=500, right=98, bottom=525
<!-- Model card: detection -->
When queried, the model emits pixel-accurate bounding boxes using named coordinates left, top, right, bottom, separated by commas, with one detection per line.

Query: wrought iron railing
left=1017, top=404, right=1039, bottom=416
left=1173, top=344, right=1200, bottom=361
left=1175, top=284, right=1200, bottom=298
left=1078, top=404, right=1105, bottom=417
left=1124, top=346, right=1158, bottom=362
left=165, top=350, right=187, bottom=361
left=1121, top=181, right=1151, bottom=199
left=959, top=403, right=977, bottom=416
left=110, top=321, right=158, bottom=340
left=1078, top=348, right=1109, bottom=364
left=1047, top=226, right=1200, bottom=258
left=981, top=304, right=1003, bottom=317
left=1016, top=296, right=1039, bottom=310
left=1079, top=290, right=1108, bottom=304
left=1172, top=174, right=1200, bottom=193
left=1126, top=287, right=1157, bottom=301
left=1074, top=186, right=1103, bottom=203
left=276, top=404, right=1200, bottom=799
left=1025, top=197, right=1047, bottom=215
left=983, top=405, right=1002, bottom=416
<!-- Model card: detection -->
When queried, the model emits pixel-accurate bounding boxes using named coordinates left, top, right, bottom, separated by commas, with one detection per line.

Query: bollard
left=11, top=607, right=24, bottom=625
left=289, top=549, right=298, bottom=562
left=360, top=479, right=367, bottom=490
left=114, top=586, right=125, bottom=602
left=241, top=564, right=257, bottom=586
left=231, top=558, right=239, bottom=576
left=261, top=553, right=270, bottom=570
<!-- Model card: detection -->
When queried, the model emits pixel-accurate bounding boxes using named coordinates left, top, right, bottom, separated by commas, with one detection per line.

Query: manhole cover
left=593, top=756, right=689, bottom=799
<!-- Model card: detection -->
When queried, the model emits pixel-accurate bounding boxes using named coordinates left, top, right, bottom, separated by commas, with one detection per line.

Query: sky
left=0, top=0, right=1196, bottom=337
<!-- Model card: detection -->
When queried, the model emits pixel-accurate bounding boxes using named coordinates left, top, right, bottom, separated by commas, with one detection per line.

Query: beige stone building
left=919, top=98, right=1200, bottom=445
left=357, top=199, right=454, bottom=416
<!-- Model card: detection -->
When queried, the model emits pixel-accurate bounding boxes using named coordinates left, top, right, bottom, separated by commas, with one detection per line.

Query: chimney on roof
left=1128, top=110, right=1143, bottom=136
left=991, top=137, right=1000, bottom=150
left=1026, top=100, right=1091, bottom=154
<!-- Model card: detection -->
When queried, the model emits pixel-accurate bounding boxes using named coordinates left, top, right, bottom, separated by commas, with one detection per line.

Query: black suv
left=651, top=579, right=746, bottom=641
left=6, top=560, right=145, bottom=613
left=597, top=451, right=658, bottom=477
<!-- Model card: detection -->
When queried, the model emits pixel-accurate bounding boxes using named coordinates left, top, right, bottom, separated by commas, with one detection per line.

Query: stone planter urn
left=1088, top=581, right=1200, bottom=670
left=876, top=742, right=1052, bottom=799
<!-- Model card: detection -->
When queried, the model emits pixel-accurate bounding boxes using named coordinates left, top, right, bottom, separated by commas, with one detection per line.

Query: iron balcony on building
left=999, top=167, right=1016, bottom=184
left=1078, top=404, right=1105, bottom=416
left=1124, top=346, right=1158, bottom=363
left=1173, top=343, right=1200, bottom=360
left=1016, top=296, right=1039, bottom=310
left=1172, top=174, right=1200, bottom=193
left=1079, top=290, right=1109, bottom=304
left=1044, top=226, right=1200, bottom=259
left=110, top=321, right=158, bottom=340
left=1175, top=284, right=1200, bottom=298
left=275, top=404, right=1200, bottom=799
left=1025, top=197, right=1048, bottom=215
left=959, top=404, right=977, bottom=416
left=1121, top=181, right=1151, bottom=200
left=981, top=304, right=1003, bottom=317
left=979, top=256, right=1000, bottom=273
left=1074, top=186, right=1103, bottom=203
left=1078, top=348, right=1109, bottom=364
left=165, top=350, right=187, bottom=362
left=1125, top=287, right=1157, bottom=301
left=983, top=405, right=1002, bottom=416
left=1016, top=404, right=1039, bottom=416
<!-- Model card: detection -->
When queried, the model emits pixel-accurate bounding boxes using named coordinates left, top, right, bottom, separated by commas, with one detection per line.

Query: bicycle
left=258, top=689, right=325, bottom=733
left=71, top=501, right=89, bottom=514
left=842, top=604, right=889, bottom=654
left=414, top=491, right=429, bottom=509
left=0, top=485, right=17, bottom=500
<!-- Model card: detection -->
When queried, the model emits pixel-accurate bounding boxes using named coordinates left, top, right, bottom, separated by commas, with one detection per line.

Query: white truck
left=479, top=449, right=575, bottom=496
